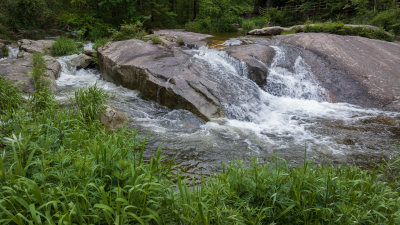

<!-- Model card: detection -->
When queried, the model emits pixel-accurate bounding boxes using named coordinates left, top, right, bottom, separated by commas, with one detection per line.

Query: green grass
left=299, top=22, right=394, bottom=41
left=0, top=77, right=400, bottom=224
left=150, top=35, right=163, bottom=45
left=93, top=38, right=109, bottom=50
left=50, top=37, right=79, bottom=56
left=176, top=37, right=185, bottom=46
left=0, top=77, right=23, bottom=111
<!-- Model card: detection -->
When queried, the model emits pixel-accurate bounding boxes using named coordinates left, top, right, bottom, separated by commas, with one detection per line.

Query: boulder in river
left=0, top=53, right=61, bottom=92
left=70, top=54, right=92, bottom=69
left=226, top=39, right=275, bottom=86
left=273, top=33, right=400, bottom=111
left=248, top=26, right=290, bottom=35
left=98, top=39, right=224, bottom=121
left=100, top=105, right=129, bottom=130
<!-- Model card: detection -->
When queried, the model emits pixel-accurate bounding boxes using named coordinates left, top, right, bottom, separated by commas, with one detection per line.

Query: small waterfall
left=0, top=45, right=19, bottom=61
left=266, top=46, right=328, bottom=101
left=190, top=47, right=260, bottom=120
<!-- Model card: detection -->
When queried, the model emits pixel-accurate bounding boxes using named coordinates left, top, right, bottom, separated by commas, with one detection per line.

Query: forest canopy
left=0, top=0, right=399, bottom=40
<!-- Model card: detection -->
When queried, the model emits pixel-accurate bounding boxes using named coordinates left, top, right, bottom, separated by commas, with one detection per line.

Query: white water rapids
left=55, top=42, right=399, bottom=174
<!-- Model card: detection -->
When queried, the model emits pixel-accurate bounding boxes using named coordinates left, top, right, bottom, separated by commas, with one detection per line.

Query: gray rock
left=18, top=39, right=54, bottom=54
left=100, top=105, right=129, bottom=130
left=274, top=33, right=400, bottom=111
left=70, top=54, right=92, bottom=69
left=226, top=39, right=275, bottom=86
left=84, top=50, right=97, bottom=57
left=0, top=53, right=61, bottom=93
left=98, top=39, right=226, bottom=121
left=248, top=26, right=290, bottom=35
left=154, top=29, right=212, bottom=48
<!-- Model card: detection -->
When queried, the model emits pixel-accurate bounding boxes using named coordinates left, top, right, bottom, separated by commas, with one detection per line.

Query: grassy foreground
left=1, top=71, right=400, bottom=223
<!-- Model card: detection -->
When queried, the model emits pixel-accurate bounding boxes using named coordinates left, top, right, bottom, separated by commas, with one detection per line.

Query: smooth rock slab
left=0, top=53, right=61, bottom=92
left=18, top=39, right=54, bottom=54
left=98, top=39, right=224, bottom=121
left=273, top=33, right=400, bottom=111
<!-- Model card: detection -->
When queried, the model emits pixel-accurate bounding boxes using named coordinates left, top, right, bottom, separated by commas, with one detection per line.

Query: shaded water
left=56, top=42, right=400, bottom=175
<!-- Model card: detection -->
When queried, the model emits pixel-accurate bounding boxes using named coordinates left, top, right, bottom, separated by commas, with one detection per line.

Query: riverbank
left=1, top=75, right=400, bottom=223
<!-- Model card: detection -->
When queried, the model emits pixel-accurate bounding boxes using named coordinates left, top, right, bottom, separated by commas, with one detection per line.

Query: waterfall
left=0, top=45, right=19, bottom=61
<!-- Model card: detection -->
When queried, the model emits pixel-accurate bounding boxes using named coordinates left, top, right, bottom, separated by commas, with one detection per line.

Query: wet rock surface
left=273, top=33, right=400, bottom=111
left=226, top=38, right=275, bottom=86
left=70, top=54, right=92, bottom=69
left=98, top=39, right=224, bottom=121
left=0, top=53, right=60, bottom=92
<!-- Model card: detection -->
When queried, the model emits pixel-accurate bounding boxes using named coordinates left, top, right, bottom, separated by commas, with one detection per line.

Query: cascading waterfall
left=55, top=42, right=400, bottom=174
left=0, top=45, right=19, bottom=61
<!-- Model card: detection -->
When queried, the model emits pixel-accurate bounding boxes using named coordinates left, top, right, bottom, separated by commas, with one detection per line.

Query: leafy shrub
left=372, top=9, right=400, bottom=35
left=32, top=53, right=48, bottom=89
left=93, top=38, right=109, bottom=50
left=150, top=35, right=162, bottom=45
left=111, top=22, right=147, bottom=41
left=51, top=37, right=79, bottom=56
left=301, top=22, right=393, bottom=41
left=242, top=20, right=256, bottom=32
left=176, top=37, right=185, bottom=46
left=0, top=77, right=22, bottom=111
left=75, top=85, right=108, bottom=121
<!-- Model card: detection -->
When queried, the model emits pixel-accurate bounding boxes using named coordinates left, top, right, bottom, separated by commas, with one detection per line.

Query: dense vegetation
left=0, top=0, right=399, bottom=40
left=0, top=54, right=400, bottom=224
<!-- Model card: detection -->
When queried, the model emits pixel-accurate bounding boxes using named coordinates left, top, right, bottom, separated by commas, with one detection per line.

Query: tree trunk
left=193, top=0, right=197, bottom=20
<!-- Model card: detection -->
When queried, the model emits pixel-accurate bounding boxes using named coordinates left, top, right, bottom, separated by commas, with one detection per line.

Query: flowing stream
left=55, top=42, right=400, bottom=175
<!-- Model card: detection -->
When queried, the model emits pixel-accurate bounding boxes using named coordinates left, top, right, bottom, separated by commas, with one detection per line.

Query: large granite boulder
left=0, top=53, right=61, bottom=92
left=18, top=39, right=54, bottom=54
left=98, top=38, right=263, bottom=121
left=273, top=33, right=400, bottom=111
left=98, top=40, right=224, bottom=121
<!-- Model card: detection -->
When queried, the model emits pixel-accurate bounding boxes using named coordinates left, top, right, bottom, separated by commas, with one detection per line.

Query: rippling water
left=55, top=42, right=400, bottom=175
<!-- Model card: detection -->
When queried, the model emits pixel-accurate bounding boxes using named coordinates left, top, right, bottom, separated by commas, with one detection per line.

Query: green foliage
left=1, top=82, right=400, bottom=224
left=93, top=38, right=109, bottom=50
left=2, top=46, right=9, bottom=58
left=74, top=85, right=108, bottom=121
left=177, top=37, right=185, bottom=46
left=0, top=77, right=23, bottom=112
left=111, top=23, right=147, bottom=41
left=32, top=53, right=48, bottom=90
left=31, top=53, right=55, bottom=111
left=300, top=22, right=394, bottom=41
left=372, top=9, right=400, bottom=35
left=51, top=37, right=79, bottom=56
left=150, top=35, right=163, bottom=45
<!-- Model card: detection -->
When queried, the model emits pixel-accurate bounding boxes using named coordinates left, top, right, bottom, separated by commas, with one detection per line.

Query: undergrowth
left=51, top=37, right=79, bottom=56
left=0, top=78, right=400, bottom=224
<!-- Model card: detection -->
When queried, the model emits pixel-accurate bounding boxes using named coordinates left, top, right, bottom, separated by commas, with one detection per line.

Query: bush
left=372, top=9, right=400, bottom=35
left=51, top=37, right=79, bottom=56
left=75, top=85, right=108, bottom=121
left=242, top=20, right=256, bottom=32
left=301, top=22, right=393, bottom=41
left=1, top=46, right=8, bottom=58
left=32, top=53, right=48, bottom=89
left=111, top=22, right=147, bottom=41
left=0, top=77, right=23, bottom=112
left=150, top=35, right=162, bottom=45
left=93, top=38, right=109, bottom=50
left=176, top=37, right=185, bottom=46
